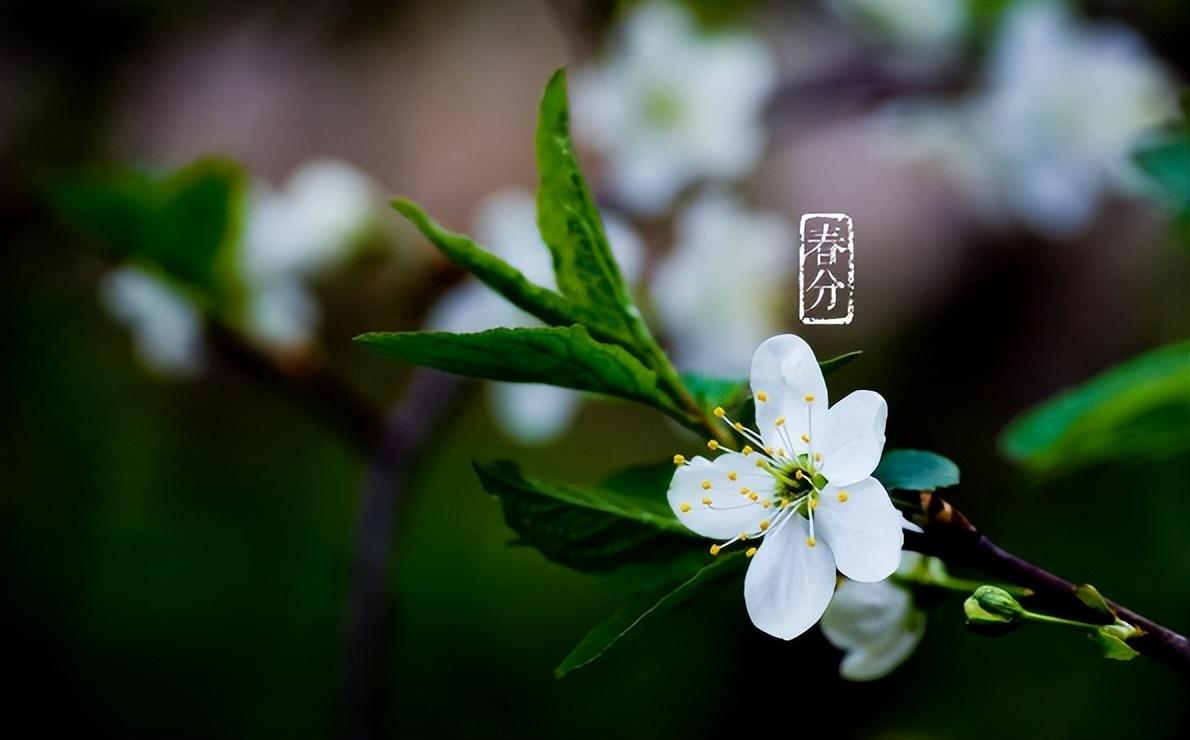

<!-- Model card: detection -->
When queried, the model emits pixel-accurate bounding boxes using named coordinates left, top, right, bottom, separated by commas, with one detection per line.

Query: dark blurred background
left=2, top=1, right=1188, bottom=738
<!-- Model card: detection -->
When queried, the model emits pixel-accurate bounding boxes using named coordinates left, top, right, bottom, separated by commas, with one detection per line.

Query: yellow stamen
left=801, top=434, right=811, bottom=443
left=740, top=486, right=751, bottom=496
left=814, top=452, right=822, bottom=462
left=727, top=471, right=738, bottom=481
left=673, top=454, right=686, bottom=465
left=701, top=496, right=712, bottom=506
left=837, top=491, right=848, bottom=503
left=749, top=492, right=759, bottom=502
left=755, top=459, right=766, bottom=468
left=745, top=547, right=758, bottom=558
left=795, top=469, right=804, bottom=480
left=804, top=394, right=815, bottom=403
left=701, top=480, right=712, bottom=490
left=733, top=421, right=744, bottom=432
left=756, top=391, right=768, bottom=402
left=707, top=439, right=719, bottom=451
left=759, top=519, right=771, bottom=531
left=709, top=544, right=721, bottom=556
left=810, top=498, right=819, bottom=510
left=739, top=532, right=749, bottom=541
left=742, top=445, right=753, bottom=456
left=805, top=537, right=817, bottom=548
left=761, top=500, right=772, bottom=509
left=775, top=416, right=786, bottom=427
left=680, top=503, right=692, bottom=513
left=713, top=407, right=726, bottom=418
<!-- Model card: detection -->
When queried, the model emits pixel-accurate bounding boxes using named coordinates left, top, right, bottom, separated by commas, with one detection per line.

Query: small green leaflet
left=873, top=449, right=960, bottom=491
left=355, top=326, right=681, bottom=416
left=554, top=553, right=744, bottom=678
left=999, top=341, right=1190, bottom=475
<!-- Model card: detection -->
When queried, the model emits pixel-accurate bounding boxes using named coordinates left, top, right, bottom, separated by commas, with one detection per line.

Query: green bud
left=972, top=586, right=1027, bottom=620
left=964, top=588, right=1022, bottom=636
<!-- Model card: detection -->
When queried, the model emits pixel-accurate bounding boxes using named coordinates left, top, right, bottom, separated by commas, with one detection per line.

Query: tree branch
left=904, top=492, right=1190, bottom=677
left=340, top=369, right=461, bottom=740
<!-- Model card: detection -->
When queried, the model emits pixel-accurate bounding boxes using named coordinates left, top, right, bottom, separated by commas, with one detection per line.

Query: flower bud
left=972, top=586, right=1027, bottom=619
left=964, top=586, right=1024, bottom=636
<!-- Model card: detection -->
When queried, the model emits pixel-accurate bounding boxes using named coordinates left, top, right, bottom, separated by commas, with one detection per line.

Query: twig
left=206, top=322, right=380, bottom=452
left=206, top=320, right=464, bottom=735
left=340, top=369, right=462, bottom=740
left=904, top=492, right=1190, bottom=677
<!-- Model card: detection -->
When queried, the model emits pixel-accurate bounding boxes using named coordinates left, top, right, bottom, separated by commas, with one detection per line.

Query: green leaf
left=391, top=198, right=585, bottom=330
left=535, top=69, right=636, bottom=333
left=50, top=157, right=246, bottom=301
left=1074, top=584, right=1115, bottom=619
left=873, top=449, right=960, bottom=491
left=355, top=326, right=680, bottom=414
left=474, top=460, right=695, bottom=574
left=1092, top=628, right=1141, bottom=661
left=819, top=349, right=863, bottom=376
left=680, top=374, right=751, bottom=415
left=1133, top=129, right=1189, bottom=245
left=999, top=341, right=1190, bottom=474
left=555, top=553, right=744, bottom=678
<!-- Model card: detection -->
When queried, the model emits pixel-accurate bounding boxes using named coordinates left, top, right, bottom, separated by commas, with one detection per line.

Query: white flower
left=651, top=193, right=794, bottom=377
left=572, top=2, right=777, bottom=215
left=100, top=265, right=204, bottom=376
left=239, top=158, right=378, bottom=348
left=667, top=334, right=902, bottom=639
left=968, top=3, right=1174, bottom=235
left=426, top=189, right=644, bottom=444
left=821, top=551, right=927, bottom=681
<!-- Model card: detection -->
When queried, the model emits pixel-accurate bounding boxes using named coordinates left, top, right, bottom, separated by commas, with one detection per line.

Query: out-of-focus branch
left=904, top=492, right=1190, bottom=678
left=340, top=369, right=461, bottom=740
left=206, top=322, right=381, bottom=452
left=205, top=319, right=465, bottom=737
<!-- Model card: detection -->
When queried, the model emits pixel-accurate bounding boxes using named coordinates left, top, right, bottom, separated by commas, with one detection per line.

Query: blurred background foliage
left=2, top=0, right=1188, bottom=738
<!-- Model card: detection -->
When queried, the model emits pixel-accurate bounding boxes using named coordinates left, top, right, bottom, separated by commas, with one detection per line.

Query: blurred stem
left=341, top=369, right=461, bottom=740
left=206, top=320, right=463, bottom=738
left=904, top=492, right=1190, bottom=678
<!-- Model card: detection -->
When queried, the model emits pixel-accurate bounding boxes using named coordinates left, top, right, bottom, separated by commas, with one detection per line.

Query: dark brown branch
left=904, top=492, right=1190, bottom=677
left=340, top=369, right=462, bottom=740
left=206, top=322, right=381, bottom=452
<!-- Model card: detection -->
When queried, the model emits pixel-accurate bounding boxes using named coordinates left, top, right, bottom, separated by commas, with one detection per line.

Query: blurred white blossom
left=651, top=193, right=794, bottom=377
left=100, top=266, right=204, bottom=377
left=572, top=2, right=777, bottom=215
left=825, top=0, right=967, bottom=50
left=102, top=158, right=378, bottom=373
left=427, top=189, right=644, bottom=445
left=239, top=158, right=378, bottom=349
left=870, top=3, right=1174, bottom=237
left=821, top=551, right=927, bottom=681
left=971, top=3, right=1174, bottom=235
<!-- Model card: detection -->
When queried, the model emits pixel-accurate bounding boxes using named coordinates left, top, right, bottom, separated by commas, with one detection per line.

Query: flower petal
left=815, top=477, right=903, bottom=582
left=743, top=514, right=836, bottom=640
left=749, top=334, right=828, bottom=454
left=821, top=578, right=911, bottom=649
left=838, top=609, right=926, bottom=681
left=668, top=453, right=774, bottom=540
left=818, top=390, right=888, bottom=486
